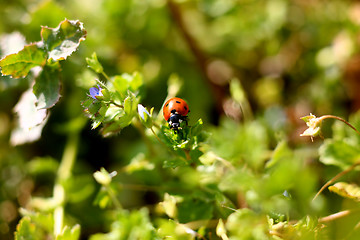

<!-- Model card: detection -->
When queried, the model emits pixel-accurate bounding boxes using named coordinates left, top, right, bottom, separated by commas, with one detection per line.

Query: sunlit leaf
left=86, top=52, right=103, bottom=73
left=14, top=217, right=39, bottom=240
left=89, top=209, right=160, bottom=240
left=124, top=93, right=137, bottom=115
left=18, top=209, right=54, bottom=234
left=56, top=225, right=81, bottom=240
left=329, top=182, right=360, bottom=201
left=129, top=72, right=143, bottom=92
left=10, top=89, right=49, bottom=146
left=0, top=31, right=26, bottom=56
left=41, top=19, right=87, bottom=61
left=226, top=209, right=269, bottom=239
left=33, top=64, right=61, bottom=109
left=0, top=43, right=47, bottom=78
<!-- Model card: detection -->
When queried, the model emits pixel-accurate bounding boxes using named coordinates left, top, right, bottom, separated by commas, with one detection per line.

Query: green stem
left=110, top=100, right=124, bottom=108
left=150, top=127, right=167, bottom=148
left=105, top=185, right=122, bottom=210
left=313, top=160, right=360, bottom=201
left=101, top=71, right=111, bottom=82
left=53, top=132, right=80, bottom=236
left=133, top=119, right=155, bottom=156
left=319, top=115, right=360, bottom=136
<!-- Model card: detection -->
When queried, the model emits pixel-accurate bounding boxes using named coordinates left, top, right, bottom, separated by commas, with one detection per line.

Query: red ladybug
left=163, top=97, right=190, bottom=131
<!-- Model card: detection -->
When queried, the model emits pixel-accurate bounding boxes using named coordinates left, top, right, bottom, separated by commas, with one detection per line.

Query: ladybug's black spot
left=165, top=103, right=169, bottom=107
left=176, top=101, right=181, bottom=104
left=184, top=106, right=188, bottom=110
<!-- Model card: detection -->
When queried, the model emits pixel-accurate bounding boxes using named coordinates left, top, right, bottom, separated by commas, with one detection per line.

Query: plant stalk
left=53, top=132, right=80, bottom=236
left=319, top=115, right=360, bottom=136
left=313, top=160, right=360, bottom=201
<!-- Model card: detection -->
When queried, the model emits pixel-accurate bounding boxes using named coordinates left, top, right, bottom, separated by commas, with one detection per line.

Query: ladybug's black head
left=168, top=113, right=187, bottom=131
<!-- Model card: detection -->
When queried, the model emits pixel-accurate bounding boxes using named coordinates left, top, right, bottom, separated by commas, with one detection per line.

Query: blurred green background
left=1, top=0, right=360, bottom=239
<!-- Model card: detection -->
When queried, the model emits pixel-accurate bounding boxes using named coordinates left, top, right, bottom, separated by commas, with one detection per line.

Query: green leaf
left=226, top=209, right=269, bottom=239
left=15, top=217, right=38, bottom=240
left=163, top=157, right=189, bottom=168
left=86, top=52, right=103, bottom=73
left=33, top=64, right=61, bottom=109
left=93, top=188, right=111, bottom=209
left=129, top=72, right=143, bottom=92
left=190, top=118, right=203, bottom=137
left=113, top=73, right=143, bottom=99
left=89, top=209, right=160, bottom=240
left=63, top=175, right=95, bottom=203
left=100, top=112, right=135, bottom=137
left=14, top=212, right=54, bottom=240
left=177, top=197, right=214, bottom=223
left=124, top=93, right=137, bottom=115
left=0, top=43, right=47, bottom=78
left=329, top=182, right=360, bottom=201
left=56, top=225, right=81, bottom=240
left=18, top=210, right=54, bottom=234
left=41, top=19, right=87, bottom=61
left=319, top=139, right=360, bottom=169
left=265, top=141, right=293, bottom=169
left=27, top=156, right=59, bottom=175
left=113, top=75, right=129, bottom=98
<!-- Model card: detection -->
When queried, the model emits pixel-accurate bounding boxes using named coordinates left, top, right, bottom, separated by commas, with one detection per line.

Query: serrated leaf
left=15, top=217, right=38, bottom=240
left=0, top=43, right=47, bottom=78
left=319, top=139, right=360, bottom=169
left=41, top=19, right=86, bottom=61
left=18, top=210, right=54, bottom=234
left=329, top=182, right=360, bottom=201
left=56, top=225, right=81, bottom=240
left=10, top=89, right=49, bottom=146
left=33, top=64, right=61, bottom=109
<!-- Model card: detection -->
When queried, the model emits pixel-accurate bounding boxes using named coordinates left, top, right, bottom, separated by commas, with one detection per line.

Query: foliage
left=1, top=1, right=360, bottom=240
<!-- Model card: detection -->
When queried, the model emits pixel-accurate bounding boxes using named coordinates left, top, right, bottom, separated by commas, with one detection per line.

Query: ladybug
left=163, top=97, right=190, bottom=131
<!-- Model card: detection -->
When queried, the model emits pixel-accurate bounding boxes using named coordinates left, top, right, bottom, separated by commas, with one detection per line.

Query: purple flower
left=89, top=85, right=103, bottom=99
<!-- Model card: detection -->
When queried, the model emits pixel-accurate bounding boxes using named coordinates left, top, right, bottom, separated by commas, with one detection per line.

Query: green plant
left=2, top=1, right=360, bottom=239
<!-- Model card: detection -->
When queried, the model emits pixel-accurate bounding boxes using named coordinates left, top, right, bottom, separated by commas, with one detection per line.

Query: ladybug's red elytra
left=163, top=97, right=190, bottom=131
